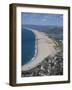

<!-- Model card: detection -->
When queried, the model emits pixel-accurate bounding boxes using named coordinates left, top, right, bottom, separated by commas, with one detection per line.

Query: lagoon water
left=21, top=28, right=35, bottom=65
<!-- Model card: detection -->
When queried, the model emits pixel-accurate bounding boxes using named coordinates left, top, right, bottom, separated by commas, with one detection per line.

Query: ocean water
left=21, top=28, right=35, bottom=65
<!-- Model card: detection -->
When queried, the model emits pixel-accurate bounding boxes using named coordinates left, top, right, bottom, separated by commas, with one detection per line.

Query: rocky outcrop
left=22, top=50, right=63, bottom=77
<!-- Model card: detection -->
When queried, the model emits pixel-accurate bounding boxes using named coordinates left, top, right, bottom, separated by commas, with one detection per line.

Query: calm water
left=21, top=28, right=35, bottom=65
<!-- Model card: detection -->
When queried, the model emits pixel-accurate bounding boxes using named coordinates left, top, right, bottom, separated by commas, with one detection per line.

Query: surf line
left=22, top=27, right=38, bottom=70
left=26, top=28, right=38, bottom=62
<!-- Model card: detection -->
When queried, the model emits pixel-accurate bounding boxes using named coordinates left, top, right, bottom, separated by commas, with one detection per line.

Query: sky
left=21, top=12, right=63, bottom=26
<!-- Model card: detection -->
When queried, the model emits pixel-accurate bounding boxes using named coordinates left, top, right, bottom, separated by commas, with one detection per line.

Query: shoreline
left=22, top=28, right=57, bottom=71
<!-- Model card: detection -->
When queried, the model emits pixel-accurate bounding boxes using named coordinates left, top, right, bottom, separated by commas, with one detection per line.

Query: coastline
left=22, top=28, right=57, bottom=71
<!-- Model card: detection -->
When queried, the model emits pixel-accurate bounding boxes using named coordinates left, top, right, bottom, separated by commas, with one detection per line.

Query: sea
left=21, top=28, right=35, bottom=65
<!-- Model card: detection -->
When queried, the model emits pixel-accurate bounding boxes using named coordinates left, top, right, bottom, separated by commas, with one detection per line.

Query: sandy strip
left=22, top=28, right=57, bottom=71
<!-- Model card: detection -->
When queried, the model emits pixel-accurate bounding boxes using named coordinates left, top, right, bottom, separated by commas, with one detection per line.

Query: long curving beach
left=22, top=28, right=57, bottom=71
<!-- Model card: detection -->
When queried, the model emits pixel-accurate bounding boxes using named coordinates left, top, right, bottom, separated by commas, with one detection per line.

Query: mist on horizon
left=21, top=12, right=63, bottom=27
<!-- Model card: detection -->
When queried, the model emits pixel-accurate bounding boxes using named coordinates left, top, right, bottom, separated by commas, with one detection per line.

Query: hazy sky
left=21, top=12, right=63, bottom=26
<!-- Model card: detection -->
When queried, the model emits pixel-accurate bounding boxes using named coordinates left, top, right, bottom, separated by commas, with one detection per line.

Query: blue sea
left=21, top=28, right=35, bottom=65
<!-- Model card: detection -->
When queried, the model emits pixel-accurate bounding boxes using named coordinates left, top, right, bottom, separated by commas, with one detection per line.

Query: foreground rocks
left=22, top=50, right=63, bottom=77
